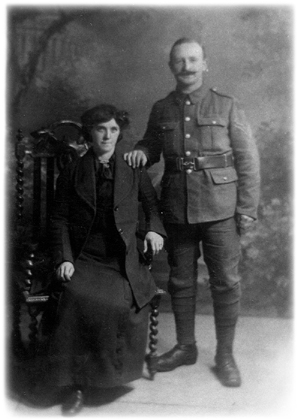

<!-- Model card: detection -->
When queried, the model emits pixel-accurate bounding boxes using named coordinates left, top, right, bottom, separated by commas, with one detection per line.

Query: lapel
left=74, top=148, right=96, bottom=211
left=74, top=146, right=134, bottom=211
left=113, top=146, right=135, bottom=207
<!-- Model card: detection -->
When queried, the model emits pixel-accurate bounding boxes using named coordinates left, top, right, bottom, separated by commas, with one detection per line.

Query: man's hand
left=144, top=231, right=164, bottom=255
left=123, top=150, right=148, bottom=168
left=56, top=261, right=75, bottom=282
left=236, top=214, right=255, bottom=234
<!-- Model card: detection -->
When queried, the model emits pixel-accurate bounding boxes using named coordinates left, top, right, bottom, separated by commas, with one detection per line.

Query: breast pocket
left=157, top=121, right=180, bottom=155
left=197, top=116, right=229, bottom=151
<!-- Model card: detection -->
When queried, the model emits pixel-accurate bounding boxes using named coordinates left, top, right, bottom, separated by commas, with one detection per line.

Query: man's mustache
left=178, top=71, right=196, bottom=76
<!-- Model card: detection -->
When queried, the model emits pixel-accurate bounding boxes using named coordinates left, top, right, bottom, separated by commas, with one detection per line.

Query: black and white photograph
left=3, top=0, right=297, bottom=417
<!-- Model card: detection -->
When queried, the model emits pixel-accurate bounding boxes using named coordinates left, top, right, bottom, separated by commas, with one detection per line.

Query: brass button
left=185, top=133, right=191, bottom=139
left=212, top=120, right=217, bottom=124
left=185, top=100, right=191, bottom=105
left=186, top=169, right=193, bottom=174
left=185, top=116, right=191, bottom=121
left=223, top=176, right=228, bottom=181
left=185, top=151, right=191, bottom=156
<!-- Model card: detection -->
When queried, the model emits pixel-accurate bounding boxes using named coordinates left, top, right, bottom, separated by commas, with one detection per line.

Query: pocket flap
left=210, top=167, right=238, bottom=184
left=197, top=116, right=227, bottom=127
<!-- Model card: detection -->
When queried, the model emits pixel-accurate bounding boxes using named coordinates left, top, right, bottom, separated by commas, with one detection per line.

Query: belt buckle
left=178, top=158, right=195, bottom=171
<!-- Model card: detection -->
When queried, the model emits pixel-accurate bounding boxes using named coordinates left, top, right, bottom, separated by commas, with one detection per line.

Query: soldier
left=124, top=38, right=260, bottom=387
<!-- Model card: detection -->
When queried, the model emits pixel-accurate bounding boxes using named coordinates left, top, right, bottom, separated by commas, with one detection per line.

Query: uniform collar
left=174, top=84, right=208, bottom=105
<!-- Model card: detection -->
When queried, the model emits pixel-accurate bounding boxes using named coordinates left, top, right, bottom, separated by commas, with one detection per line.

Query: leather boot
left=156, top=343, right=198, bottom=372
left=214, top=352, right=241, bottom=387
left=61, top=389, right=84, bottom=416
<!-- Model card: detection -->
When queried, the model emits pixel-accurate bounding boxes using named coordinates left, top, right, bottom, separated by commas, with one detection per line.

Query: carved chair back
left=13, top=121, right=87, bottom=353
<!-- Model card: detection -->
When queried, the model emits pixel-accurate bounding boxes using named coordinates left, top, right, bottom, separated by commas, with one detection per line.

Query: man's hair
left=169, top=37, right=206, bottom=62
left=81, top=104, right=130, bottom=143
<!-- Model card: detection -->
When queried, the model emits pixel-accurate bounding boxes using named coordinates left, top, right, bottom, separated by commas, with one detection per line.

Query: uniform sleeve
left=229, top=98, right=260, bottom=219
left=134, top=102, right=164, bottom=166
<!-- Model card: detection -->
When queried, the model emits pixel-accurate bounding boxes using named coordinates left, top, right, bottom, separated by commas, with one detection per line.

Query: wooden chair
left=12, top=121, right=165, bottom=379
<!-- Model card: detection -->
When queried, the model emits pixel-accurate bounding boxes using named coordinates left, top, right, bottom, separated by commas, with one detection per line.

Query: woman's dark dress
left=45, top=157, right=149, bottom=389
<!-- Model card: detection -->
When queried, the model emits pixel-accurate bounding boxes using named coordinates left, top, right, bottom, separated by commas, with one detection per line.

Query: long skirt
left=43, top=253, right=149, bottom=389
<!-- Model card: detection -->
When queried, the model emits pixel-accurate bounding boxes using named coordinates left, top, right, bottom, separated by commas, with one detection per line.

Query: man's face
left=90, top=118, right=120, bottom=156
left=169, top=42, right=207, bottom=90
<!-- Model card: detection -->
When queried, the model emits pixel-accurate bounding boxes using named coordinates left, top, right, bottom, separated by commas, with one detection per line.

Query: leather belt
left=165, top=152, right=234, bottom=172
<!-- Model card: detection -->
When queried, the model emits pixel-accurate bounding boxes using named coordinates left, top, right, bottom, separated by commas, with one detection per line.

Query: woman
left=45, top=104, right=165, bottom=415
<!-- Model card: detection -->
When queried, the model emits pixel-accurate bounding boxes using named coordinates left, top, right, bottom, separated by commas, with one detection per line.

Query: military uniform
left=135, top=85, right=260, bottom=364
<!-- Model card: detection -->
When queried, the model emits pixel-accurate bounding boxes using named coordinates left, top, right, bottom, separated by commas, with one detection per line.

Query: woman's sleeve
left=138, top=167, right=166, bottom=238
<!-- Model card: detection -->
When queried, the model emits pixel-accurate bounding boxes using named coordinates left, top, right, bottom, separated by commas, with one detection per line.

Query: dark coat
left=136, top=86, right=260, bottom=224
left=50, top=146, right=166, bottom=309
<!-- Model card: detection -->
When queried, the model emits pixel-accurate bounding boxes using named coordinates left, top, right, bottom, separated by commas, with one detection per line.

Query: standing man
left=124, top=38, right=260, bottom=387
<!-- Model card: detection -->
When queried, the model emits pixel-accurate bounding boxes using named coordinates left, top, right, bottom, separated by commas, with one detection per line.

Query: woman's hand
left=56, top=261, right=75, bottom=282
left=144, top=231, right=164, bottom=255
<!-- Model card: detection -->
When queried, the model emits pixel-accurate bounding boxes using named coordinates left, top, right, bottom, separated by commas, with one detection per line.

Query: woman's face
left=90, top=118, right=120, bottom=156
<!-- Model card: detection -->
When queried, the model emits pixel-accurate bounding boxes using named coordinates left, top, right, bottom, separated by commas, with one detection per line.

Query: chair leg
left=11, top=291, right=26, bottom=358
left=145, top=293, right=162, bottom=380
left=28, top=305, right=41, bottom=357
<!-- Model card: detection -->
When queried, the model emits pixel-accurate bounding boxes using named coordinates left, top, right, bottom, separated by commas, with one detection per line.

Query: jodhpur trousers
left=165, top=217, right=241, bottom=350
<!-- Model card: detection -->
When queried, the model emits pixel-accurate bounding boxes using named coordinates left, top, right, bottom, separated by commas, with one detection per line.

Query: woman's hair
left=80, top=104, right=130, bottom=143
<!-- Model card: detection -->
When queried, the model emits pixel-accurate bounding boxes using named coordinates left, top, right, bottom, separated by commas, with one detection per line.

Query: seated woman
left=43, top=104, right=165, bottom=415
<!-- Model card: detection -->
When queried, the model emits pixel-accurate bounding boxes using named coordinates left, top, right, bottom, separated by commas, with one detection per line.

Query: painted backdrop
left=7, top=5, right=293, bottom=317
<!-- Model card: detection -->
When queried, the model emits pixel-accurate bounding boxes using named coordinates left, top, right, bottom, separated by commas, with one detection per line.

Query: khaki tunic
left=136, top=85, right=260, bottom=224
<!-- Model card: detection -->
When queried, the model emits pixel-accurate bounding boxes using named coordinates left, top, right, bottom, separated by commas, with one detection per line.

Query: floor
left=4, top=311, right=297, bottom=419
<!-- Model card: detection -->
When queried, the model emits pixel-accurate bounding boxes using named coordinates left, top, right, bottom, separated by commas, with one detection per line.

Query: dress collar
left=93, top=151, right=115, bottom=179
